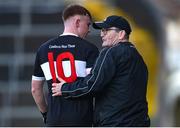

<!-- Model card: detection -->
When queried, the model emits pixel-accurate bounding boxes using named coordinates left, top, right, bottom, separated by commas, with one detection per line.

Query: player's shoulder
left=79, top=38, right=98, bottom=49
left=36, top=36, right=57, bottom=52
left=41, top=36, right=59, bottom=46
left=68, top=36, right=98, bottom=50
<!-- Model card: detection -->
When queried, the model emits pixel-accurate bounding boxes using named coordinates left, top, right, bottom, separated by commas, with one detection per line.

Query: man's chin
left=102, top=42, right=109, bottom=47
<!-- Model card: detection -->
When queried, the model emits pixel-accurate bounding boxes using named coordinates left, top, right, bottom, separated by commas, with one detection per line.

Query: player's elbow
left=31, top=80, right=44, bottom=95
left=31, top=86, right=36, bottom=94
left=31, top=85, right=39, bottom=96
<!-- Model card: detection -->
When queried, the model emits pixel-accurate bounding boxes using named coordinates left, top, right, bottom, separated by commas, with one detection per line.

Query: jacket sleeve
left=61, top=47, right=116, bottom=98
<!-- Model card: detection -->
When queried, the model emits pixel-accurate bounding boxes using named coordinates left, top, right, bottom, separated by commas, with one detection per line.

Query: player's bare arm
left=31, top=80, right=48, bottom=113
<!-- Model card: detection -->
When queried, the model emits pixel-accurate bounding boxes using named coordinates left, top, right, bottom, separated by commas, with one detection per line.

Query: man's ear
left=75, top=17, right=81, bottom=28
left=119, top=30, right=126, bottom=40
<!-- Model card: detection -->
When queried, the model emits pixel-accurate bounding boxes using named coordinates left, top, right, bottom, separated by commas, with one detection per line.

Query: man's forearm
left=32, top=89, right=47, bottom=112
left=31, top=80, right=48, bottom=113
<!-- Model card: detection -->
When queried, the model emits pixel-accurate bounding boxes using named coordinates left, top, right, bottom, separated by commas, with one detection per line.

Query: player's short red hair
left=62, top=4, right=92, bottom=21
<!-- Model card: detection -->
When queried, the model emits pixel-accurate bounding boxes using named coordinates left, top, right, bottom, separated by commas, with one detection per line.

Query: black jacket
left=61, top=42, right=150, bottom=126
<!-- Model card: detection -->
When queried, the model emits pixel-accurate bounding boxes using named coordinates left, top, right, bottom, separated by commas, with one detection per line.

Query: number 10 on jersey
left=48, top=52, right=77, bottom=83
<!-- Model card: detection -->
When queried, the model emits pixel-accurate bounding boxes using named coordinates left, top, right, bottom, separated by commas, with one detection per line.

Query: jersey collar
left=60, top=33, right=78, bottom=37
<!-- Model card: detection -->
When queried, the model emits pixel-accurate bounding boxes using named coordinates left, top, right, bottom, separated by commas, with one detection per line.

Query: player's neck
left=64, top=27, right=78, bottom=36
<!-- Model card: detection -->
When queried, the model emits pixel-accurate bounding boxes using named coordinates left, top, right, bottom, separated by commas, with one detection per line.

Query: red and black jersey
left=32, top=35, right=99, bottom=126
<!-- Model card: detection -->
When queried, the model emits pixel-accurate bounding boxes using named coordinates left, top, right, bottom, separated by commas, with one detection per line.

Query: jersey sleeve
left=32, top=51, right=45, bottom=81
left=61, top=47, right=116, bottom=98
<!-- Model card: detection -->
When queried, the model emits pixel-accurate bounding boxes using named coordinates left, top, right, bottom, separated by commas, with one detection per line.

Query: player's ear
left=74, top=16, right=80, bottom=28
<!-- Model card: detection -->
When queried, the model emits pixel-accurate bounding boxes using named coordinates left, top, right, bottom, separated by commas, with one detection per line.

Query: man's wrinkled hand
left=52, top=77, right=66, bottom=96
